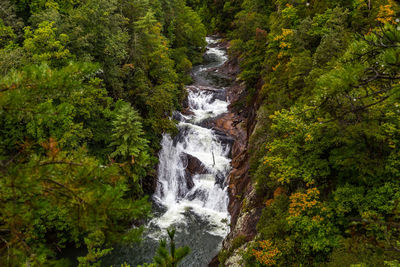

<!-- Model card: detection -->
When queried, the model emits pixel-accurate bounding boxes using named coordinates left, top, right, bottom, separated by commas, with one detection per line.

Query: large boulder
left=179, top=153, right=208, bottom=196
left=183, top=153, right=209, bottom=175
left=198, top=116, right=217, bottom=128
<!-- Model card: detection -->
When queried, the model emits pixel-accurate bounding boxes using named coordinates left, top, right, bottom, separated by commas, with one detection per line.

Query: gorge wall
left=208, top=41, right=264, bottom=267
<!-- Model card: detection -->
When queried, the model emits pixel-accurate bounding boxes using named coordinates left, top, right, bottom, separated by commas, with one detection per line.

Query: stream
left=103, top=37, right=233, bottom=267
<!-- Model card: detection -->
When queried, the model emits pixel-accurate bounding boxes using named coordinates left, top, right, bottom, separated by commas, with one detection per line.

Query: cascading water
left=103, top=37, right=233, bottom=267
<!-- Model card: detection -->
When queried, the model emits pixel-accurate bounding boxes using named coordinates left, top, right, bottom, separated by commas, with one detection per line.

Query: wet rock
left=214, top=113, right=235, bottom=136
left=213, top=129, right=235, bottom=158
left=211, top=89, right=227, bottom=102
left=208, top=256, right=220, bottom=267
left=182, top=93, right=189, bottom=109
left=177, top=179, right=192, bottom=199
left=218, top=57, right=241, bottom=78
left=184, top=153, right=208, bottom=175
left=204, top=71, right=233, bottom=88
left=179, top=153, right=208, bottom=195
left=198, top=116, right=216, bottom=128
left=172, top=111, right=185, bottom=122
left=184, top=169, right=195, bottom=190
left=186, top=188, right=208, bottom=202
left=173, top=125, right=192, bottom=146
left=155, top=182, right=164, bottom=198
left=214, top=129, right=235, bottom=145
left=215, top=171, right=227, bottom=188
left=182, top=108, right=195, bottom=116
left=177, top=170, right=194, bottom=198
left=203, top=52, right=220, bottom=64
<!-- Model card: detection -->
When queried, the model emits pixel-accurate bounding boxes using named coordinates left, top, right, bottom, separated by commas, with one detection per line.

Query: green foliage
left=109, top=100, right=152, bottom=188
left=23, top=20, right=71, bottom=65
left=0, top=62, right=107, bottom=152
left=0, top=19, right=17, bottom=48
left=110, top=101, right=149, bottom=161
left=252, top=24, right=400, bottom=264
left=202, top=0, right=400, bottom=265
left=7, top=0, right=400, bottom=266
left=0, top=146, right=150, bottom=265
left=189, top=0, right=244, bottom=33
left=0, top=0, right=24, bottom=37
left=77, top=230, right=113, bottom=267
left=0, top=0, right=206, bottom=265
left=153, top=229, right=190, bottom=267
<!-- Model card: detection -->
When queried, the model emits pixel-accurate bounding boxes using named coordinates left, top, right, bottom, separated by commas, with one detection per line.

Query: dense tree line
left=3, top=0, right=400, bottom=266
left=0, top=0, right=205, bottom=265
left=195, top=0, right=400, bottom=266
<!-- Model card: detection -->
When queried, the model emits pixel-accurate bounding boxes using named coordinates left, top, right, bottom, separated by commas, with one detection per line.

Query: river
left=103, top=36, right=233, bottom=267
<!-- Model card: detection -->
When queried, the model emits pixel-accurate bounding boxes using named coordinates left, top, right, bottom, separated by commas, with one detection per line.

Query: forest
left=193, top=0, right=400, bottom=266
left=1, top=0, right=400, bottom=266
left=0, top=0, right=205, bottom=265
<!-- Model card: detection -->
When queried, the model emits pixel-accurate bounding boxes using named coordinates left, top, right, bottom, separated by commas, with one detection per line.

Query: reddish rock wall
left=209, top=47, right=264, bottom=266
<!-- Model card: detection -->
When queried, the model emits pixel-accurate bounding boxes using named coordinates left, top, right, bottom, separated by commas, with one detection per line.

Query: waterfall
left=103, top=36, right=233, bottom=267
left=152, top=37, right=232, bottom=238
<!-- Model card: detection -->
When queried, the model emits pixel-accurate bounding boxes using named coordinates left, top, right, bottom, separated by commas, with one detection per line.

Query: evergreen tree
left=153, top=229, right=190, bottom=267
left=0, top=0, right=207, bottom=265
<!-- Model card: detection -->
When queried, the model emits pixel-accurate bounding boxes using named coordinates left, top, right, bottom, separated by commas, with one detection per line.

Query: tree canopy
left=193, top=0, right=400, bottom=266
left=3, top=0, right=400, bottom=266
left=0, top=0, right=206, bottom=265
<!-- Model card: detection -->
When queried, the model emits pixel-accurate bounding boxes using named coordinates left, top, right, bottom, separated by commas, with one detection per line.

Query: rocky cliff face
left=209, top=42, right=264, bottom=266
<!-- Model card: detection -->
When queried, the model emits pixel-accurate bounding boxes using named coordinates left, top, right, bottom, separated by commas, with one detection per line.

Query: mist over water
left=103, top=37, right=233, bottom=267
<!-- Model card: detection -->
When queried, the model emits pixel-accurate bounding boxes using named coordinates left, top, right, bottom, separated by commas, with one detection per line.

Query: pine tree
left=153, top=229, right=190, bottom=267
